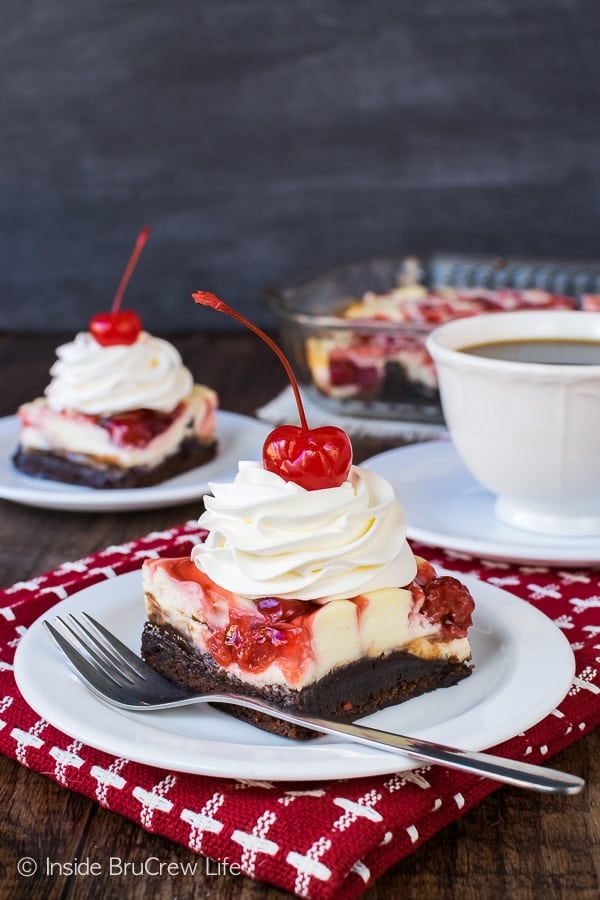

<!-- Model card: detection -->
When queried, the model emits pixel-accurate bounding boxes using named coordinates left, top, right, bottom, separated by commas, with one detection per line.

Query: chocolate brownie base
left=12, top=437, right=217, bottom=489
left=141, top=621, right=473, bottom=740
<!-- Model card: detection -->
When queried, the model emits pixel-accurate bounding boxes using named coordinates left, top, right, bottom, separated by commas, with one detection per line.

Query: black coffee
left=461, top=339, right=600, bottom=365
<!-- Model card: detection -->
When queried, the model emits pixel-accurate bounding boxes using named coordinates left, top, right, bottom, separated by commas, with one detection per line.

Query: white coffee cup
left=426, top=310, right=600, bottom=536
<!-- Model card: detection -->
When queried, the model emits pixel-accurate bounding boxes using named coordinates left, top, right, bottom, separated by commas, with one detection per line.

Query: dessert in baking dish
left=140, top=294, right=475, bottom=739
left=12, top=228, right=218, bottom=489
left=306, top=285, right=576, bottom=404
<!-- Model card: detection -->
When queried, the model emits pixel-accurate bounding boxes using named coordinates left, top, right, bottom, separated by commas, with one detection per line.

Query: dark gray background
left=2, top=0, right=600, bottom=332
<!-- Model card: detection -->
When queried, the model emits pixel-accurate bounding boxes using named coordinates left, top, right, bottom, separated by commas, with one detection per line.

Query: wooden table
left=0, top=332, right=598, bottom=900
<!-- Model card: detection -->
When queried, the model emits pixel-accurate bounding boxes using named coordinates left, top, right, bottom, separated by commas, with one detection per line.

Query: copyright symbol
left=17, top=857, right=37, bottom=877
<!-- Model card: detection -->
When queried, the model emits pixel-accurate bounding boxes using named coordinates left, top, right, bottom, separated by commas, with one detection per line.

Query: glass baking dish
left=266, top=253, right=600, bottom=423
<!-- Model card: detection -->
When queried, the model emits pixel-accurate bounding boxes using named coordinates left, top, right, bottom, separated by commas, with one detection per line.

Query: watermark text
left=16, top=855, right=241, bottom=878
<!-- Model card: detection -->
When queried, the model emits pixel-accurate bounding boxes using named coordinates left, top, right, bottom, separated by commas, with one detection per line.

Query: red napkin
left=0, top=522, right=598, bottom=899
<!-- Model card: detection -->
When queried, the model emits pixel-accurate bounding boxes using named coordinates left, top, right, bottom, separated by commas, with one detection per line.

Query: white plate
left=363, top=441, right=600, bottom=567
left=0, top=412, right=269, bottom=512
left=14, top=570, right=574, bottom=781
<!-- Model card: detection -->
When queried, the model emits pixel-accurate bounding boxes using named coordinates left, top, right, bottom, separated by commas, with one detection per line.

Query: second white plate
left=0, top=412, right=269, bottom=512
left=363, top=440, right=600, bottom=566
left=14, top=569, right=574, bottom=781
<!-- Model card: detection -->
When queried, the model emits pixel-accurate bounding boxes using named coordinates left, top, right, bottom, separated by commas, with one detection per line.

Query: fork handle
left=214, top=694, right=584, bottom=795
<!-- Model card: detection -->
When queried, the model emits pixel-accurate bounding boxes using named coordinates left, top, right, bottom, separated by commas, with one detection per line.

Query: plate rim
left=362, top=440, right=600, bottom=566
left=13, top=569, right=575, bottom=781
left=0, top=411, right=269, bottom=512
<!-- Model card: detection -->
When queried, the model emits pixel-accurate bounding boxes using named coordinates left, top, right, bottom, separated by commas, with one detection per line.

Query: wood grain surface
left=0, top=332, right=597, bottom=899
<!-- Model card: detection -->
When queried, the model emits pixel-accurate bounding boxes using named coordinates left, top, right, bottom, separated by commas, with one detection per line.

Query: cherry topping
left=89, top=309, right=143, bottom=347
left=192, top=290, right=353, bottom=490
left=262, top=423, right=353, bottom=492
left=89, top=225, right=150, bottom=346
left=415, top=566, right=475, bottom=640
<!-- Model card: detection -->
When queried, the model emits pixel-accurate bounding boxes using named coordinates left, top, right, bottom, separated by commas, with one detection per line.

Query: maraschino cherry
left=89, top=225, right=150, bottom=346
left=192, top=291, right=353, bottom=491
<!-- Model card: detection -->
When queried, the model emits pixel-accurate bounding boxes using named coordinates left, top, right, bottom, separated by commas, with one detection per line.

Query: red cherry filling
left=89, top=225, right=150, bottom=347
left=263, top=424, right=354, bottom=491
left=419, top=575, right=475, bottom=640
left=330, top=350, right=381, bottom=391
left=410, top=559, right=475, bottom=640
left=192, top=290, right=353, bottom=490
left=89, top=309, right=143, bottom=347
left=207, top=597, right=314, bottom=674
left=96, top=403, right=183, bottom=448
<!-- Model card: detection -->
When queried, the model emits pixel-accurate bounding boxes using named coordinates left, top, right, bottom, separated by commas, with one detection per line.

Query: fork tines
left=44, top=612, right=151, bottom=689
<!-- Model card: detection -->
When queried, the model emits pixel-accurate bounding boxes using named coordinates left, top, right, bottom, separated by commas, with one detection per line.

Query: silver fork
left=44, top=613, right=584, bottom=795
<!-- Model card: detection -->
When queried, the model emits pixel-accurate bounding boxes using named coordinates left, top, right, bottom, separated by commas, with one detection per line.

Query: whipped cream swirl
left=45, top=331, right=194, bottom=415
left=192, top=461, right=417, bottom=602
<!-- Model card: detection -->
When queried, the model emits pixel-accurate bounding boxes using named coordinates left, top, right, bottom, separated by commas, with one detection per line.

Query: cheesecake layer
left=16, top=384, right=216, bottom=468
left=14, top=384, right=218, bottom=487
left=142, top=555, right=473, bottom=691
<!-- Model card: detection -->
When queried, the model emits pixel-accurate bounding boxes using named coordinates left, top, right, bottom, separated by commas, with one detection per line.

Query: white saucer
left=362, top=440, right=600, bottom=567
left=14, top=570, right=574, bottom=781
left=0, top=412, right=270, bottom=512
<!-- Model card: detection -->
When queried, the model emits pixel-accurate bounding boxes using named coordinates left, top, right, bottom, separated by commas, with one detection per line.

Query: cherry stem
left=192, top=291, right=309, bottom=431
left=111, top=225, right=151, bottom=313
